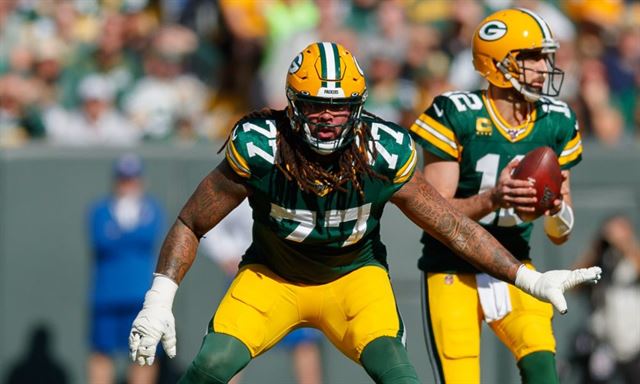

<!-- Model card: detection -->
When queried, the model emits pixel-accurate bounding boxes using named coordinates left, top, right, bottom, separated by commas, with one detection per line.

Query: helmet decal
left=478, top=21, right=508, bottom=41
left=317, top=42, right=342, bottom=90
left=289, top=53, right=303, bottom=74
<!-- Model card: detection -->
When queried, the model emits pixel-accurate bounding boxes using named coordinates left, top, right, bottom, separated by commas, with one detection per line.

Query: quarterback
left=129, top=41, right=599, bottom=384
left=410, top=8, right=584, bottom=384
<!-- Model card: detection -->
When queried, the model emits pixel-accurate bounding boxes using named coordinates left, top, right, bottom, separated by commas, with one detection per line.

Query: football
left=511, top=146, right=562, bottom=221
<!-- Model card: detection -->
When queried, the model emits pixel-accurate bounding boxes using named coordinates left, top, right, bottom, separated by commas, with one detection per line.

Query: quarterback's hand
left=515, top=265, right=602, bottom=314
left=491, top=160, right=537, bottom=211
left=129, top=275, right=178, bottom=366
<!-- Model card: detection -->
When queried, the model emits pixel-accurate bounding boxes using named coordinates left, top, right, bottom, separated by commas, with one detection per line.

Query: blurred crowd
left=0, top=0, right=639, bottom=148
left=570, top=214, right=640, bottom=384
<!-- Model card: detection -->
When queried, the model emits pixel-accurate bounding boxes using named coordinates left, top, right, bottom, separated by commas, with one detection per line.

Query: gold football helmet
left=286, top=42, right=367, bottom=155
left=472, top=8, right=564, bottom=101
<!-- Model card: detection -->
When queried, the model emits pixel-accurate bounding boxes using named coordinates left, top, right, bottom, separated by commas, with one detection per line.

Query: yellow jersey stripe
left=396, top=140, right=416, bottom=178
left=411, top=118, right=458, bottom=152
left=418, top=114, right=456, bottom=142
left=225, top=152, right=251, bottom=178
left=559, top=132, right=582, bottom=165
left=225, top=141, right=251, bottom=178
left=563, top=133, right=581, bottom=153
left=411, top=120, right=459, bottom=159
left=394, top=142, right=417, bottom=184
left=559, top=146, right=582, bottom=165
left=228, top=137, right=250, bottom=171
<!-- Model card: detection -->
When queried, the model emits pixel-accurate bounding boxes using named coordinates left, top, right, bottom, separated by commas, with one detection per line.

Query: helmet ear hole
left=501, top=54, right=521, bottom=76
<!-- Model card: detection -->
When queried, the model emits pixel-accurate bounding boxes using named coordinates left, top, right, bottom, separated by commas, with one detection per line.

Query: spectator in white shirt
left=123, top=25, right=208, bottom=142
left=45, top=74, right=140, bottom=146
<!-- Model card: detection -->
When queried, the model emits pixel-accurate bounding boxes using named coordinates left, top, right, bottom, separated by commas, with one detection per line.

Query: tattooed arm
left=129, top=159, right=249, bottom=366
left=156, top=160, right=250, bottom=284
left=391, top=170, right=601, bottom=313
left=390, top=169, right=522, bottom=283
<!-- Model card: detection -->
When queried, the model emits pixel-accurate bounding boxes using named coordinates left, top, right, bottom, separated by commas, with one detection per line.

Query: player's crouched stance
left=128, top=42, right=600, bottom=384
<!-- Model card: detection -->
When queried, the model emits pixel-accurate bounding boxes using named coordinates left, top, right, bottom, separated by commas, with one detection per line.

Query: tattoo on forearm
left=181, top=168, right=246, bottom=238
left=447, top=215, right=473, bottom=255
left=455, top=220, right=518, bottom=282
left=406, top=178, right=519, bottom=282
left=155, top=219, right=199, bottom=283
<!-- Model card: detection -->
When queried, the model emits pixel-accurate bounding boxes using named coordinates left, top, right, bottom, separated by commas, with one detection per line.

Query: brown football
left=511, top=146, right=562, bottom=221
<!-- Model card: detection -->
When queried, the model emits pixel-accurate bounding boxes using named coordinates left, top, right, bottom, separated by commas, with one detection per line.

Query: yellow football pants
left=422, top=263, right=555, bottom=384
left=213, top=263, right=405, bottom=362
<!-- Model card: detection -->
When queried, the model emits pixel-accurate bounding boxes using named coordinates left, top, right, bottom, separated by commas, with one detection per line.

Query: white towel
left=476, top=273, right=512, bottom=322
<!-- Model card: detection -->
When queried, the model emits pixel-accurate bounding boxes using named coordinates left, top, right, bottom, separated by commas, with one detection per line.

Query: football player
left=409, top=8, right=583, bottom=384
left=129, top=41, right=599, bottom=384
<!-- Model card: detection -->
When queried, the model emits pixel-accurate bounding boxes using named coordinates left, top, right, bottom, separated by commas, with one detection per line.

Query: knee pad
left=180, top=333, right=251, bottom=384
left=360, top=337, right=420, bottom=384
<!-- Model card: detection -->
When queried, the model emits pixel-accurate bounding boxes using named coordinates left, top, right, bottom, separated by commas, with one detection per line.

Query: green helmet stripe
left=318, top=42, right=342, bottom=89
left=317, top=42, right=327, bottom=88
left=331, top=42, right=341, bottom=88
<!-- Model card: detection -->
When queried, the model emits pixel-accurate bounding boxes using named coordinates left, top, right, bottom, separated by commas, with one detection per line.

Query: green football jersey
left=225, top=110, right=417, bottom=284
left=409, top=90, right=583, bottom=273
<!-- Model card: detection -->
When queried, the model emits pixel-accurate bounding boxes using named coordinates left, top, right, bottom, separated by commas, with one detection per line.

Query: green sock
left=178, top=332, right=251, bottom=384
left=360, top=336, right=420, bottom=384
left=517, top=350, right=559, bottom=384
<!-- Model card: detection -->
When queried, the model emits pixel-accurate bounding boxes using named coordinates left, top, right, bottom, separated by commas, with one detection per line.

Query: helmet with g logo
left=286, top=42, right=367, bottom=155
left=472, top=8, right=564, bottom=101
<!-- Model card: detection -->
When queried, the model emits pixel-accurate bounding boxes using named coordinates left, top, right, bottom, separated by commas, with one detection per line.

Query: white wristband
left=514, top=264, right=541, bottom=294
left=544, top=201, right=574, bottom=238
left=143, top=274, right=178, bottom=309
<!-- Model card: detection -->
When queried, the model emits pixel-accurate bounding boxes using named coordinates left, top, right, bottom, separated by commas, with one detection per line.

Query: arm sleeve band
left=544, top=201, right=574, bottom=238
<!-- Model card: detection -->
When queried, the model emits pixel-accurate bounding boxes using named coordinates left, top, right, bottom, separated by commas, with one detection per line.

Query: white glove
left=515, top=265, right=602, bottom=314
left=129, top=274, right=178, bottom=366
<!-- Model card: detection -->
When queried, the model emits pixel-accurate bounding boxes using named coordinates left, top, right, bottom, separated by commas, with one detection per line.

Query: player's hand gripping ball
left=512, top=146, right=562, bottom=221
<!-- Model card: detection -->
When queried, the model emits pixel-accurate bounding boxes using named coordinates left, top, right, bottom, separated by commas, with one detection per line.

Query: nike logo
left=433, top=103, right=444, bottom=117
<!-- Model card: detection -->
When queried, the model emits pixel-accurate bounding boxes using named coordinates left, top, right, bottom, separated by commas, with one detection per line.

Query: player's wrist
left=548, top=201, right=562, bottom=216
left=143, top=274, right=178, bottom=309
left=514, top=264, right=541, bottom=294
left=544, top=201, right=574, bottom=238
left=486, top=187, right=501, bottom=211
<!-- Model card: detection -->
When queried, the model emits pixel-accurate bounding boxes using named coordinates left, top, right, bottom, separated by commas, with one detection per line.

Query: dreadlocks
left=275, top=109, right=388, bottom=198
left=221, top=109, right=388, bottom=199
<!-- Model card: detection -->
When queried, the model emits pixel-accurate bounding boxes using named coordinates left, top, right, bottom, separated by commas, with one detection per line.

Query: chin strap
left=496, top=61, right=541, bottom=102
left=544, top=201, right=574, bottom=238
